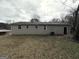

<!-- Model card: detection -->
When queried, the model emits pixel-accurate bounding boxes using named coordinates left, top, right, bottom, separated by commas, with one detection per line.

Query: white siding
left=11, top=25, right=70, bottom=35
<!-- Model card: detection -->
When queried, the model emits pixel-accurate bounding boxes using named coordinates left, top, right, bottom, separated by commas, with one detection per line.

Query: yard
left=0, top=35, right=79, bottom=59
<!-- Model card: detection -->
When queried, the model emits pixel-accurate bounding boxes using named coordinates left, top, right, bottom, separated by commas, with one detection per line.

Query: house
left=10, top=22, right=71, bottom=35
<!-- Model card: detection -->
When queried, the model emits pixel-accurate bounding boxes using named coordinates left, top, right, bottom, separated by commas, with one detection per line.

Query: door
left=64, top=27, right=67, bottom=35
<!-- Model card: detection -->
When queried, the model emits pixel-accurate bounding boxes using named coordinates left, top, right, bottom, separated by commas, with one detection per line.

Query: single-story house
left=10, top=22, right=71, bottom=35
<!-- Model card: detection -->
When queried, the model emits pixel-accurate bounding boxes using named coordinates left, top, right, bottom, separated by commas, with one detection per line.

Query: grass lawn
left=0, top=35, right=79, bottom=59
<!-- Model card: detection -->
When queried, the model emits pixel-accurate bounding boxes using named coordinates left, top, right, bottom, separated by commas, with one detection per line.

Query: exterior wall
left=11, top=25, right=70, bottom=35
left=47, top=26, right=64, bottom=35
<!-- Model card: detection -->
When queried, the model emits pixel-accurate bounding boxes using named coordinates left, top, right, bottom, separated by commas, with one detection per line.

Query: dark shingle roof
left=10, top=22, right=70, bottom=26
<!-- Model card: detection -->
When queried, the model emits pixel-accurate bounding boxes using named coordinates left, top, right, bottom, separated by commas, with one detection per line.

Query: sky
left=0, top=0, right=79, bottom=23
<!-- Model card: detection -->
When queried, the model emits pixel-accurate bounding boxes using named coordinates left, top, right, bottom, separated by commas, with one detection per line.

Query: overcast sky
left=0, top=0, right=79, bottom=22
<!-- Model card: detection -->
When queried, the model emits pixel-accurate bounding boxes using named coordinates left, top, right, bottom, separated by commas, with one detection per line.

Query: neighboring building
left=10, top=22, right=71, bottom=35
left=0, top=23, right=11, bottom=35
left=0, top=23, right=9, bottom=29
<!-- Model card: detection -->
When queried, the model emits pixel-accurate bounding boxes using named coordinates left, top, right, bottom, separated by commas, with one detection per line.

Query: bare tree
left=31, top=18, right=40, bottom=23
left=72, top=5, right=79, bottom=40
left=30, top=14, right=40, bottom=23
left=50, top=18, right=59, bottom=23
left=60, top=0, right=79, bottom=40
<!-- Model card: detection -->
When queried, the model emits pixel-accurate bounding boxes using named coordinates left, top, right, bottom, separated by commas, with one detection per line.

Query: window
left=44, top=25, right=47, bottom=30
left=18, top=25, right=21, bottom=29
left=35, top=25, right=38, bottom=29
left=26, top=25, right=29, bottom=28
